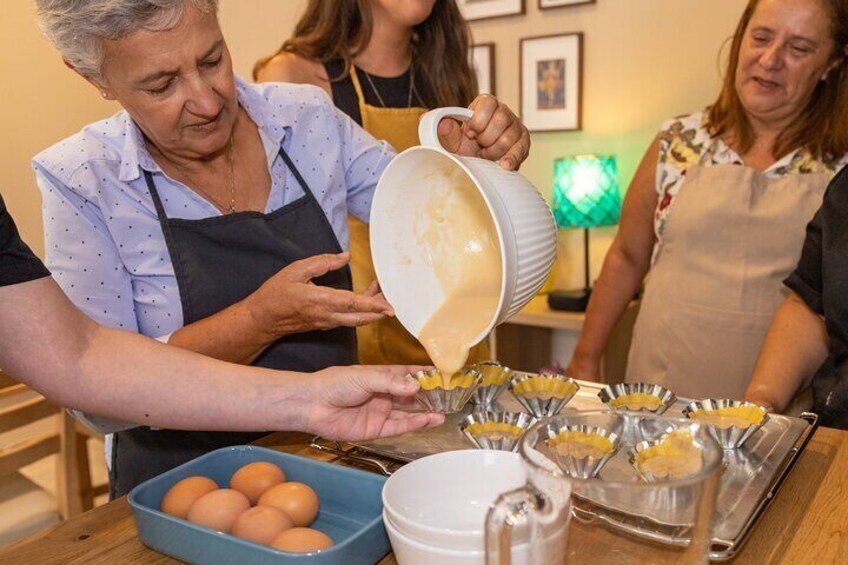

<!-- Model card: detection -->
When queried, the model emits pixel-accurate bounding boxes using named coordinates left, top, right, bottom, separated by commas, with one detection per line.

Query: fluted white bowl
left=370, top=107, right=557, bottom=346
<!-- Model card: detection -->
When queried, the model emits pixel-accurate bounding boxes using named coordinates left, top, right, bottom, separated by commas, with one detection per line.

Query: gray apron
left=109, top=146, right=356, bottom=498
left=626, top=163, right=828, bottom=399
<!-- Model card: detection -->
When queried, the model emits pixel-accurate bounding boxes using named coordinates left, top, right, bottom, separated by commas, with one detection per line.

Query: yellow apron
left=349, top=67, right=490, bottom=365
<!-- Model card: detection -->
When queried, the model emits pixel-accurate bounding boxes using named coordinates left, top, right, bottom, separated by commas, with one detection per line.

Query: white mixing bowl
left=370, top=107, right=557, bottom=345
left=382, top=450, right=526, bottom=551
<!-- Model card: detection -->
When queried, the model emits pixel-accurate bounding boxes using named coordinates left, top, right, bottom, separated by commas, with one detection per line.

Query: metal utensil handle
left=308, top=436, right=397, bottom=476
left=417, top=107, right=473, bottom=151
left=485, top=484, right=547, bottom=565
left=708, top=412, right=820, bottom=561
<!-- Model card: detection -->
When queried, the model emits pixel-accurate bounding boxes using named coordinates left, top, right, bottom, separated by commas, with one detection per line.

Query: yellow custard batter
left=610, top=392, right=664, bottom=412
left=417, top=370, right=477, bottom=391
left=635, top=430, right=703, bottom=479
left=549, top=431, right=614, bottom=460
left=476, top=363, right=510, bottom=386
left=690, top=405, right=766, bottom=429
left=414, top=165, right=502, bottom=387
left=465, top=421, right=524, bottom=440
left=513, top=376, right=577, bottom=400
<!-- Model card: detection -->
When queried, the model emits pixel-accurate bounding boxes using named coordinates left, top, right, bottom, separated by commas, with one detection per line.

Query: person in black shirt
left=745, top=166, right=848, bottom=429
left=0, top=193, right=443, bottom=438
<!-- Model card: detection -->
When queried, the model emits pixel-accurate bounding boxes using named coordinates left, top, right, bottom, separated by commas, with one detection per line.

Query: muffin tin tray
left=318, top=378, right=818, bottom=561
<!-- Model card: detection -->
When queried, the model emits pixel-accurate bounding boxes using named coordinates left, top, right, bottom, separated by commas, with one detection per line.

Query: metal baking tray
left=312, top=379, right=817, bottom=561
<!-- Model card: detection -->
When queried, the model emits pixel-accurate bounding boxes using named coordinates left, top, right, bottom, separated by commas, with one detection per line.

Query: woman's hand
left=296, top=365, right=445, bottom=441
left=245, top=252, right=394, bottom=339
left=437, top=94, right=531, bottom=171
left=565, top=352, right=603, bottom=382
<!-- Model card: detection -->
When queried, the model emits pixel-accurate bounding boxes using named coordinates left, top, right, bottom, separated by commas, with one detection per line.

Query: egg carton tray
left=312, top=378, right=818, bottom=562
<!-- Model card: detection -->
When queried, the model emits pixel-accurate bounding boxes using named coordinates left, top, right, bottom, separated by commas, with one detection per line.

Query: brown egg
left=231, top=505, right=294, bottom=546
left=270, top=527, right=334, bottom=553
left=229, top=461, right=287, bottom=505
left=258, top=482, right=320, bottom=527
left=160, top=476, right=218, bottom=519
left=186, top=488, right=250, bottom=533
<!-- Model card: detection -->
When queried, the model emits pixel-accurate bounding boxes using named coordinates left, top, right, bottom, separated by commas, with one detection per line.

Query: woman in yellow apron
left=565, top=0, right=848, bottom=400
left=254, top=0, right=491, bottom=365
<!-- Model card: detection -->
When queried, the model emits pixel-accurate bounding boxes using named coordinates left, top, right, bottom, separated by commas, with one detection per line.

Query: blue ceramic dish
left=128, top=445, right=389, bottom=565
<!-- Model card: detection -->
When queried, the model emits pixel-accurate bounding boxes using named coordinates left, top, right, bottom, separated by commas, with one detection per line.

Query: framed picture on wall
left=519, top=33, right=583, bottom=132
left=539, top=0, right=595, bottom=9
left=457, top=0, right=525, bottom=22
left=470, top=43, right=496, bottom=95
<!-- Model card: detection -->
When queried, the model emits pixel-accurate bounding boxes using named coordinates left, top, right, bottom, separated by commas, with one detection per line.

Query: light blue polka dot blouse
left=33, top=76, right=395, bottom=339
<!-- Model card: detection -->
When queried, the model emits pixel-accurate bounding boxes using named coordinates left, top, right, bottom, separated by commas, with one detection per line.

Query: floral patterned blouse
left=653, top=110, right=848, bottom=262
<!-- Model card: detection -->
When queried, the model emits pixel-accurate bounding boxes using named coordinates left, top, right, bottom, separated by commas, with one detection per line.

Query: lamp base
left=548, top=288, right=591, bottom=312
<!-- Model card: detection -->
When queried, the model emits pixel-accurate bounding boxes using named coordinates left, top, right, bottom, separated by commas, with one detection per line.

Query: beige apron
left=626, top=163, right=828, bottom=399
left=348, top=67, right=490, bottom=365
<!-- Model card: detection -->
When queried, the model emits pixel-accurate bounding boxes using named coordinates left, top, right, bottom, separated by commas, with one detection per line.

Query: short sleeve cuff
left=785, top=271, right=823, bottom=316
left=0, top=260, right=51, bottom=287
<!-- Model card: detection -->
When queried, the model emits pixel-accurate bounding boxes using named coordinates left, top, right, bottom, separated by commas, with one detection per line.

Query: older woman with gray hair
left=33, top=0, right=530, bottom=496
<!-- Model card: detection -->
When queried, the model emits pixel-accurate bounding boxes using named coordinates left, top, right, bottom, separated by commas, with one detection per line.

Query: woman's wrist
left=254, top=370, right=312, bottom=431
left=240, top=295, right=284, bottom=344
left=743, top=385, right=777, bottom=412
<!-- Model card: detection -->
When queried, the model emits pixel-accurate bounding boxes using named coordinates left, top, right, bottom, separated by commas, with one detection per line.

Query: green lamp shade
left=552, top=154, right=622, bottom=229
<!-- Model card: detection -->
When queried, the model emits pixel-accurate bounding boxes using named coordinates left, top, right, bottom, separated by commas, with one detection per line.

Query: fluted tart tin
left=471, top=360, right=513, bottom=406
left=598, top=382, right=677, bottom=415
left=409, top=368, right=482, bottom=414
left=629, top=428, right=705, bottom=483
left=683, top=399, right=769, bottom=450
left=460, top=410, right=537, bottom=452
left=544, top=423, right=620, bottom=479
left=509, top=372, right=580, bottom=418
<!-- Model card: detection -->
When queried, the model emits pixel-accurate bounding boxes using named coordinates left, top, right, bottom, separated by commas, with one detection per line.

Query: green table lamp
left=548, top=154, right=621, bottom=311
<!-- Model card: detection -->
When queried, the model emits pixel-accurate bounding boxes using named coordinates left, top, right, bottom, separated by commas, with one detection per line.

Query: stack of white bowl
left=381, top=450, right=529, bottom=565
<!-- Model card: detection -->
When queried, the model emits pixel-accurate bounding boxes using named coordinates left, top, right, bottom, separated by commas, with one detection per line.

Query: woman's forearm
left=0, top=278, right=302, bottom=431
left=168, top=299, right=274, bottom=364
left=744, top=293, right=829, bottom=411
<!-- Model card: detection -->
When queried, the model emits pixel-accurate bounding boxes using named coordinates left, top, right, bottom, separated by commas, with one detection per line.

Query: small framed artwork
left=470, top=43, right=496, bottom=95
left=457, top=0, right=525, bottom=22
left=539, top=0, right=596, bottom=9
left=519, top=33, right=583, bottom=132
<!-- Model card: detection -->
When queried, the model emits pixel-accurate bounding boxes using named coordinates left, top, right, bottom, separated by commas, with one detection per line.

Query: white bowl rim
left=382, top=450, right=523, bottom=536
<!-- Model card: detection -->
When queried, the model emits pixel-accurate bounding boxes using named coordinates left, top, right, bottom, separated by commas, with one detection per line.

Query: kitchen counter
left=2, top=426, right=846, bottom=564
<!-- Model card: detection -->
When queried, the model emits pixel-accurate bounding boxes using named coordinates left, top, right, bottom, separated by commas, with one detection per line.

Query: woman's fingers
left=319, top=286, right=394, bottom=316
left=283, top=252, right=350, bottom=282
left=444, top=94, right=529, bottom=169
left=379, top=412, right=445, bottom=437
left=333, top=312, right=388, bottom=327
left=363, top=280, right=381, bottom=297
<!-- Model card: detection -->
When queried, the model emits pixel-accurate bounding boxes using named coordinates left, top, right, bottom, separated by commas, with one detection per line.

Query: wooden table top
left=2, top=427, right=846, bottom=564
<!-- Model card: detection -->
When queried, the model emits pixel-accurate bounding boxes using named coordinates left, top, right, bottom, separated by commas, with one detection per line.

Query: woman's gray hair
left=35, top=0, right=219, bottom=82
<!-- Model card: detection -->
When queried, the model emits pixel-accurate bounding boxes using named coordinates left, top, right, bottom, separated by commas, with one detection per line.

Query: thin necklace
left=226, top=134, right=236, bottom=214
left=362, top=63, right=422, bottom=108
left=184, top=135, right=236, bottom=214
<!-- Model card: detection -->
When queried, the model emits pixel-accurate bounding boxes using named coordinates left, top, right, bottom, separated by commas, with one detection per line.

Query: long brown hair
left=253, top=0, right=477, bottom=108
left=708, top=0, right=848, bottom=161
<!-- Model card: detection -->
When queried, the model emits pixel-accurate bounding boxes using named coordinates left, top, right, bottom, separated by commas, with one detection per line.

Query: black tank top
left=323, top=59, right=435, bottom=126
